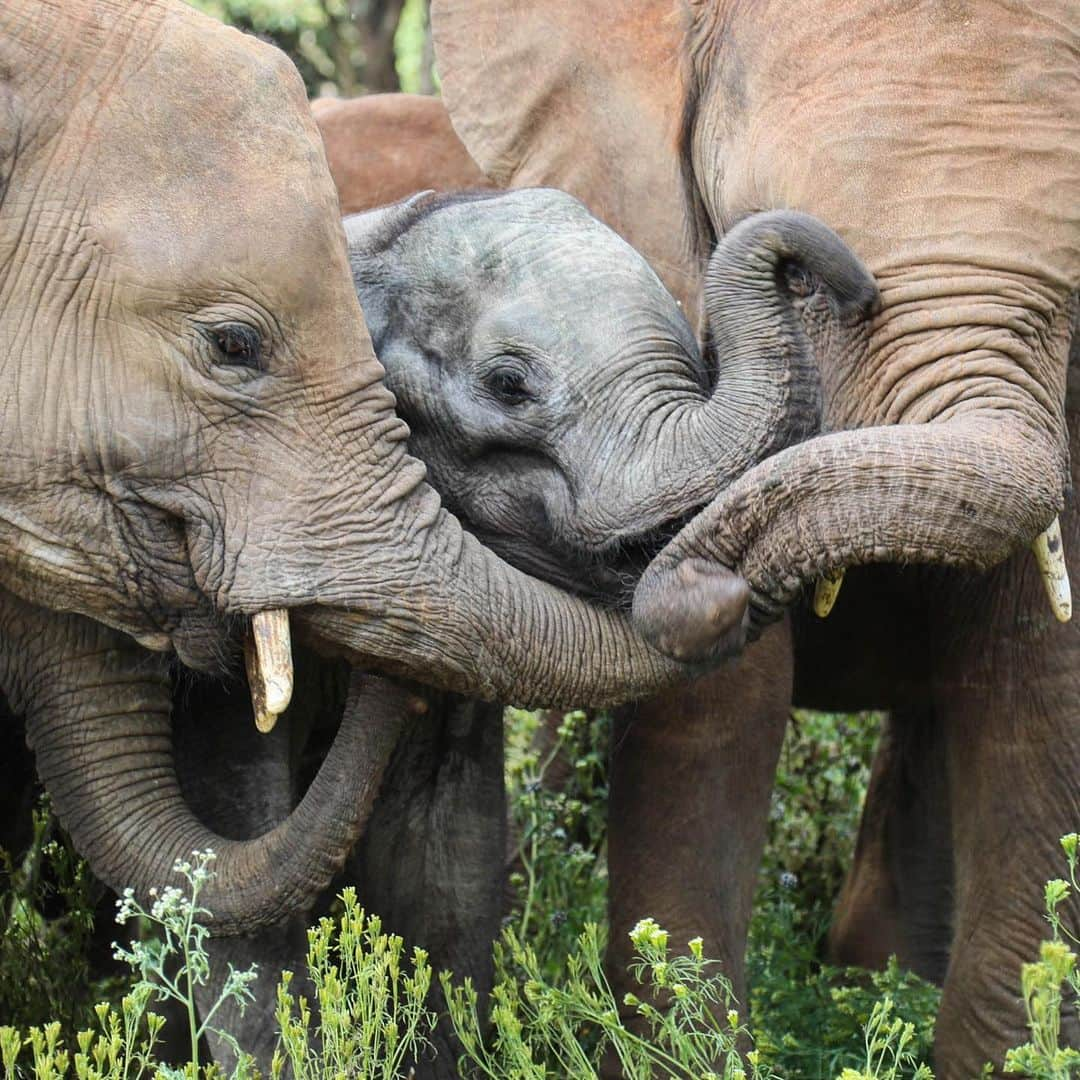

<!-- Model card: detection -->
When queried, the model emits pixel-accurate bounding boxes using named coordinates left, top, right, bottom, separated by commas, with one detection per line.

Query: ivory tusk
left=1031, top=518, right=1071, bottom=623
left=813, top=569, right=845, bottom=618
left=244, top=609, right=294, bottom=733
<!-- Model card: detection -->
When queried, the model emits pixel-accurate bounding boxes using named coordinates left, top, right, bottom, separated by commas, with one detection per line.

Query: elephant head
left=345, top=188, right=876, bottom=608
left=0, top=0, right=723, bottom=933
left=432, top=0, right=1080, bottom=656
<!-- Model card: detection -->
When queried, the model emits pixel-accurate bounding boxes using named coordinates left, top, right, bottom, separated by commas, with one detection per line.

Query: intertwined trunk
left=636, top=275, right=1075, bottom=649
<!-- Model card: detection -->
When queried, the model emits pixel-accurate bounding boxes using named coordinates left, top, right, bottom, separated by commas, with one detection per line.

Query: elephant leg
left=927, top=343, right=1080, bottom=1077
left=928, top=558, right=1080, bottom=1074
left=354, top=693, right=506, bottom=1080
left=827, top=706, right=953, bottom=984
left=605, top=619, right=793, bottom=1028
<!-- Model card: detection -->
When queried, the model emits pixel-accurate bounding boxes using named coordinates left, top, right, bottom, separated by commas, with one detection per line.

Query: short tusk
left=813, top=569, right=845, bottom=618
left=244, top=610, right=294, bottom=732
left=1031, top=518, right=1071, bottom=623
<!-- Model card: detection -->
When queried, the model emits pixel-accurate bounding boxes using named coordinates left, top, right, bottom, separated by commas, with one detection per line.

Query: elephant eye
left=206, top=323, right=264, bottom=371
left=483, top=364, right=531, bottom=406
left=783, top=261, right=818, bottom=299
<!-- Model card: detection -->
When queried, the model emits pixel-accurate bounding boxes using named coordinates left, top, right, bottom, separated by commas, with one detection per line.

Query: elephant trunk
left=634, top=278, right=1073, bottom=657
left=661, top=211, right=879, bottom=501
left=300, top=214, right=878, bottom=690
left=4, top=588, right=407, bottom=934
left=296, top=512, right=717, bottom=707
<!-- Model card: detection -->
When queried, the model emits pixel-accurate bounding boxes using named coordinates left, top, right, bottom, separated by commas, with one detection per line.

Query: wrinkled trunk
left=589, top=211, right=877, bottom=542
left=660, top=211, right=878, bottom=499
left=1, top=586, right=408, bottom=933
left=296, top=517, right=704, bottom=706
left=300, top=212, right=876, bottom=697
left=635, top=279, right=1074, bottom=656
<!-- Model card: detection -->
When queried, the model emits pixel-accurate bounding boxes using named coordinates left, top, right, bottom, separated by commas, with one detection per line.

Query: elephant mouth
left=584, top=511, right=704, bottom=606
left=465, top=506, right=706, bottom=610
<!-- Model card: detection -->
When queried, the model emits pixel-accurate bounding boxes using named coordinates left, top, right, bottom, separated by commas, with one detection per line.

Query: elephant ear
left=432, top=0, right=700, bottom=314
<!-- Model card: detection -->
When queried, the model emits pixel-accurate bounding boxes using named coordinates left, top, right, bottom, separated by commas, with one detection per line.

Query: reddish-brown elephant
left=432, top=1, right=1080, bottom=1074
left=311, top=93, right=493, bottom=214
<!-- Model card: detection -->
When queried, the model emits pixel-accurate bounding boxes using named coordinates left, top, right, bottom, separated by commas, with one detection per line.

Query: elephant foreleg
left=929, top=535, right=1080, bottom=1075
left=353, top=692, right=506, bottom=1080
left=827, top=706, right=953, bottom=984
left=605, top=620, right=792, bottom=1039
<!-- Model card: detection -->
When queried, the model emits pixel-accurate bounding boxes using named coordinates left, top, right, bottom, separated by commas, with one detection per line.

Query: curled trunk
left=300, top=213, right=877, bottom=692
left=606, top=211, right=878, bottom=532
left=674, top=210, right=879, bottom=487
left=635, top=410, right=1067, bottom=657
left=2, top=587, right=407, bottom=933
left=634, top=272, right=1073, bottom=659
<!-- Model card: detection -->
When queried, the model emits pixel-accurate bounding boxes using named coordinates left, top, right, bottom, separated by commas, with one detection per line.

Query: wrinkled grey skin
left=347, top=189, right=876, bottom=606
left=1, top=0, right=727, bottom=945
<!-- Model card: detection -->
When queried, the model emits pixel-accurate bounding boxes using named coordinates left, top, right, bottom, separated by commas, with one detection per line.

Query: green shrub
left=443, top=918, right=772, bottom=1080
left=0, top=800, right=125, bottom=1044
left=1, top=857, right=433, bottom=1080
left=748, top=714, right=939, bottom=1080
left=504, top=708, right=611, bottom=981
left=19, top=710, right=1080, bottom=1079
left=110, top=852, right=259, bottom=1074
left=1002, top=833, right=1080, bottom=1080
left=273, top=889, right=435, bottom=1080
left=760, top=711, right=881, bottom=910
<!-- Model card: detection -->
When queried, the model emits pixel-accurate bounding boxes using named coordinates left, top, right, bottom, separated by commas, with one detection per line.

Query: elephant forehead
left=457, top=223, right=693, bottom=339
left=91, top=182, right=340, bottom=310
left=67, top=9, right=344, bottom=301
left=473, top=285, right=692, bottom=365
left=705, top=0, right=1080, bottom=284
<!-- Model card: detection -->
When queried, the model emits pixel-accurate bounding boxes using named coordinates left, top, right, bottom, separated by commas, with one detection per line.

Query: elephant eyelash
left=482, top=365, right=532, bottom=406
left=204, top=323, right=266, bottom=373
left=781, top=261, right=818, bottom=299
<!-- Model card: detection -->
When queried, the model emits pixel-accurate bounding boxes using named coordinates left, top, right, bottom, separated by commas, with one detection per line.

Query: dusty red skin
left=311, top=93, right=493, bottom=215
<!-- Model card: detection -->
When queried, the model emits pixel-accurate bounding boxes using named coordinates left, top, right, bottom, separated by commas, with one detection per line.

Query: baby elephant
left=186, top=188, right=873, bottom=1076
left=347, top=188, right=869, bottom=615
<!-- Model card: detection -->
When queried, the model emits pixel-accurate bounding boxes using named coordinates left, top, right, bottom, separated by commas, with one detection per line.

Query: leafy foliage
left=111, top=852, right=259, bottom=1073
left=1003, top=834, right=1080, bottom=1080
left=0, top=801, right=125, bottom=1045
left=444, top=919, right=772, bottom=1080
left=273, top=890, right=436, bottom=1080
left=760, top=711, right=881, bottom=909
left=1, top=859, right=433, bottom=1080
left=13, top=712, right=1080, bottom=1079
left=504, top=708, right=611, bottom=981
left=748, top=713, right=940, bottom=1079
left=184, top=0, right=432, bottom=97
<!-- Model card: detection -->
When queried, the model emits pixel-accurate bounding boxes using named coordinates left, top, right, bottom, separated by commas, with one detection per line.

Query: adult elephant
left=432, top=1, right=1080, bottom=1074
left=311, top=93, right=494, bottom=213
left=0, top=0, right=735, bottom=950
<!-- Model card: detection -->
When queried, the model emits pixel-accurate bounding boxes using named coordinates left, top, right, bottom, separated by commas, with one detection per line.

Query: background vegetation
left=184, top=0, right=435, bottom=97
